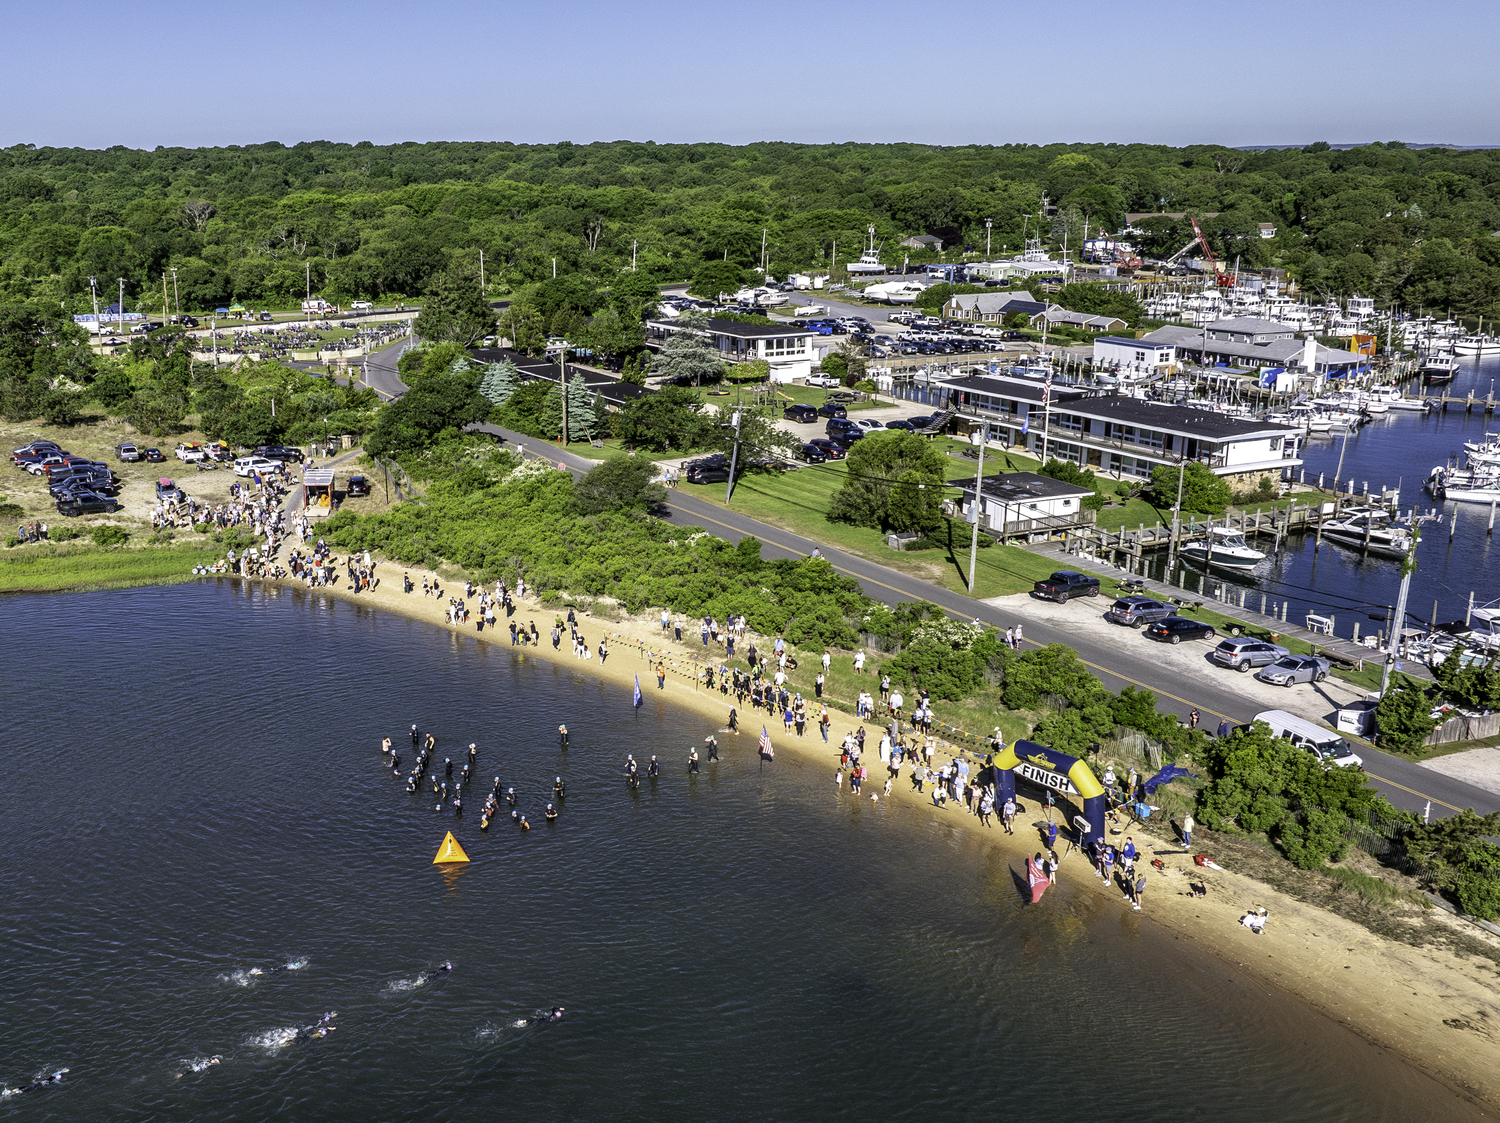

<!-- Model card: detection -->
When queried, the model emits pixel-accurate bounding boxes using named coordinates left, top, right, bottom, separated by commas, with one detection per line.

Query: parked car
left=346, top=475, right=371, bottom=497
left=155, top=477, right=184, bottom=502
left=783, top=404, right=819, bottom=423
left=826, top=428, right=865, bottom=449
left=685, top=462, right=731, bottom=484
left=817, top=402, right=848, bottom=419
left=50, top=472, right=116, bottom=497
left=45, top=459, right=107, bottom=479
left=825, top=418, right=861, bottom=437
left=1211, top=637, right=1290, bottom=673
left=255, top=445, right=304, bottom=463
left=793, top=443, right=828, bottom=464
left=884, top=419, right=916, bottom=431
left=24, top=455, right=68, bottom=475
left=56, top=492, right=121, bottom=516
left=175, top=443, right=206, bottom=462
left=853, top=418, right=885, bottom=431
left=234, top=456, right=281, bottom=477
left=1254, top=654, right=1331, bottom=686
left=177, top=315, right=199, bottom=328
left=142, top=448, right=166, bottom=463
left=203, top=441, right=234, bottom=462
left=115, top=442, right=141, bottom=462
left=1033, top=571, right=1101, bottom=603
left=1144, top=616, right=1218, bottom=644
left=1105, top=596, right=1173, bottom=627
left=808, top=439, right=846, bottom=460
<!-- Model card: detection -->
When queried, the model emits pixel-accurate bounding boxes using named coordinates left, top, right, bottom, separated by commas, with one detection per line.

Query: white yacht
left=1319, top=507, right=1415, bottom=560
left=846, top=226, right=886, bottom=275
left=1179, top=526, right=1268, bottom=570
left=1366, top=385, right=1429, bottom=412
left=1422, top=351, right=1459, bottom=383
left=1427, top=465, right=1500, bottom=504
left=1452, top=336, right=1499, bottom=356
left=863, top=280, right=926, bottom=304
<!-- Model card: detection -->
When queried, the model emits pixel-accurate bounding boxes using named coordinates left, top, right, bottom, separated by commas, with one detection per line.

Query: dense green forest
left=3, top=139, right=1500, bottom=315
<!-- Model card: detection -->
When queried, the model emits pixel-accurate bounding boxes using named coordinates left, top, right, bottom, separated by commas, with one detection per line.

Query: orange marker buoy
left=433, top=831, right=470, bottom=864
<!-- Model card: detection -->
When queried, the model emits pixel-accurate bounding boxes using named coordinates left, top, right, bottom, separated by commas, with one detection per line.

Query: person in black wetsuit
left=294, top=1012, right=338, bottom=1042
left=647, top=755, right=660, bottom=779
left=624, top=756, right=639, bottom=787
left=687, top=748, right=700, bottom=774
left=545, top=803, right=558, bottom=822
left=705, top=734, right=719, bottom=762
left=554, top=776, right=566, bottom=800
left=5, top=1069, right=67, bottom=1096
left=558, top=725, right=569, bottom=752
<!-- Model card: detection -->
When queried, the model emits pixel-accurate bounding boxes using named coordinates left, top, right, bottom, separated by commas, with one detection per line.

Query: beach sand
left=242, top=551, right=1500, bottom=1110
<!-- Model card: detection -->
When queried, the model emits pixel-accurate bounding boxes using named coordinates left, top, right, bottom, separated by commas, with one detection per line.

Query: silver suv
left=1212, top=637, right=1289, bottom=673
left=1105, top=596, right=1173, bottom=628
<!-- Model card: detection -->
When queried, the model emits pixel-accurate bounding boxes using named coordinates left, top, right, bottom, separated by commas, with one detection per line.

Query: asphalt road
left=361, top=330, right=1497, bottom=819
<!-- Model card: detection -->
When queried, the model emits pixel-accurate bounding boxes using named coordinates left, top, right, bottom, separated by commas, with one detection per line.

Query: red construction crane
left=1190, top=218, right=1235, bottom=287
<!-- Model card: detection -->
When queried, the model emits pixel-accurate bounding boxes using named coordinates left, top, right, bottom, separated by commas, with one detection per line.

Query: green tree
left=689, top=261, right=751, bottom=300
left=1052, top=282, right=1144, bottom=327
left=1404, top=809, right=1500, bottom=919
left=1145, top=461, right=1232, bottom=515
left=612, top=385, right=708, bottom=452
left=366, top=365, right=489, bottom=457
left=827, top=431, right=947, bottom=532
left=478, top=359, right=520, bottom=405
left=648, top=315, right=725, bottom=387
left=1374, top=675, right=1440, bottom=754
left=537, top=373, right=602, bottom=442
left=580, top=305, right=645, bottom=363
left=491, top=380, right=552, bottom=437
left=499, top=301, right=546, bottom=355
left=413, top=268, right=497, bottom=348
left=574, top=457, right=667, bottom=515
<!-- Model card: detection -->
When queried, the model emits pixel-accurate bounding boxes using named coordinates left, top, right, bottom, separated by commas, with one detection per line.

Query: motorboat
left=863, top=280, right=926, bottom=304
left=1365, top=385, right=1429, bottom=412
left=1318, top=506, right=1415, bottom=560
left=1452, top=336, right=1499, bottom=356
left=1179, top=526, right=1268, bottom=570
left=846, top=226, right=886, bottom=275
left=1422, top=352, right=1459, bottom=383
left=1427, top=465, right=1500, bottom=504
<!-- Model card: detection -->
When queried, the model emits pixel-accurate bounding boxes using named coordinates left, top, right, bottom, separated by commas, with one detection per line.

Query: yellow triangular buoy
left=433, top=831, right=470, bottom=864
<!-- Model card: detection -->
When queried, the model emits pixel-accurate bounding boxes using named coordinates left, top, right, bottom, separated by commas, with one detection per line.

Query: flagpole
left=1039, top=372, right=1052, bottom=465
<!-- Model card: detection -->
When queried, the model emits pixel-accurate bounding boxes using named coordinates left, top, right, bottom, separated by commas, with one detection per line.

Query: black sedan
left=884, top=419, right=916, bottom=431
left=808, top=439, right=846, bottom=460
left=142, top=448, right=166, bottom=463
left=346, top=475, right=371, bottom=497
left=783, top=404, right=819, bottom=423
left=56, top=492, right=122, bottom=516
left=816, top=402, right=848, bottom=419
left=1143, top=616, right=1218, bottom=645
left=793, top=443, right=828, bottom=464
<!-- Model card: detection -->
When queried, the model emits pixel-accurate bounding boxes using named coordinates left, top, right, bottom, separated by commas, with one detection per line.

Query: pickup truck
left=1032, top=571, right=1100, bottom=603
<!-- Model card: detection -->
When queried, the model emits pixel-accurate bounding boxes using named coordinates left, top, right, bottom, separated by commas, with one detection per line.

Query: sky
left=5, top=0, right=1498, bottom=151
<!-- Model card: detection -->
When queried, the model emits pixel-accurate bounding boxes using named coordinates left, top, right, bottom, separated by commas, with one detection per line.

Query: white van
left=1252, top=709, right=1364, bottom=768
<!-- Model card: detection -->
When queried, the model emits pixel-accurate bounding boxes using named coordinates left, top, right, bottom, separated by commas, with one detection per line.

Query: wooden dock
left=1429, top=390, right=1498, bottom=414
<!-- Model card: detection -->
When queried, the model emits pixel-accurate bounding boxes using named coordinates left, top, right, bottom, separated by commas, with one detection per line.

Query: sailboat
left=1179, top=526, right=1268, bottom=570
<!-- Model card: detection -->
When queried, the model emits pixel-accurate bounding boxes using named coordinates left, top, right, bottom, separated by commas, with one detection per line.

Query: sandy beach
left=235, top=550, right=1500, bottom=1111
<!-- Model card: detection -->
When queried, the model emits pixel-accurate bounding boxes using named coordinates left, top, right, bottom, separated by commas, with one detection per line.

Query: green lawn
left=679, top=438, right=1086, bottom=598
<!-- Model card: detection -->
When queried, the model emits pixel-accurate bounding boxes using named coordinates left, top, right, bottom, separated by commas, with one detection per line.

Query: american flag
left=759, top=725, right=774, bottom=760
left=1041, top=375, right=1052, bottom=408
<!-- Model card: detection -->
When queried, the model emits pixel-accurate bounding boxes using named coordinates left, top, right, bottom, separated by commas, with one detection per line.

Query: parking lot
left=983, top=586, right=1369, bottom=728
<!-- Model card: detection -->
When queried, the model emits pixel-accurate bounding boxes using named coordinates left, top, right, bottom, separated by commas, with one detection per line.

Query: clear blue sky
left=7, top=0, right=1497, bottom=150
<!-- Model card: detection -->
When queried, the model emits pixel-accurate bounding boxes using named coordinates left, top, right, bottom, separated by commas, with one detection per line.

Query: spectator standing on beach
left=1182, top=813, right=1194, bottom=848
left=819, top=705, right=831, bottom=742
left=815, top=671, right=824, bottom=699
left=1002, top=796, right=1016, bottom=834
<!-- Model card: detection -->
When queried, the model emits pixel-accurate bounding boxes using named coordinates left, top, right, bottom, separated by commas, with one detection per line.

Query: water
left=1144, top=353, right=1500, bottom=633
left=0, top=582, right=1488, bottom=1121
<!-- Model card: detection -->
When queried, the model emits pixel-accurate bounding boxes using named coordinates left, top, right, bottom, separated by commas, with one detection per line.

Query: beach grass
left=0, top=543, right=219, bottom=595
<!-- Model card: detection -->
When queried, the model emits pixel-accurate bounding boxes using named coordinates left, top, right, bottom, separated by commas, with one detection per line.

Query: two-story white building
left=645, top=317, right=816, bottom=384
left=1092, top=336, right=1177, bottom=377
left=938, top=373, right=1301, bottom=486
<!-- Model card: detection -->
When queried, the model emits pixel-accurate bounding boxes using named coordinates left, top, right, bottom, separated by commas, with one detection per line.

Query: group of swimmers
left=388, top=726, right=562, bottom=832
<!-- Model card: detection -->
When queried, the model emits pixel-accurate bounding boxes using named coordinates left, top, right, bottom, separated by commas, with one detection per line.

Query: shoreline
left=199, top=558, right=1500, bottom=1110
left=10, top=540, right=1500, bottom=1108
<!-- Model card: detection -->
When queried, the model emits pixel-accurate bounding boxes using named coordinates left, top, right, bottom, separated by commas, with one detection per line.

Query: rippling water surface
left=0, top=582, right=1486, bottom=1121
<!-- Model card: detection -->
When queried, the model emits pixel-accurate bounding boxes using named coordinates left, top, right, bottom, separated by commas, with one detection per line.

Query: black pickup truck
left=1032, top=570, right=1101, bottom=603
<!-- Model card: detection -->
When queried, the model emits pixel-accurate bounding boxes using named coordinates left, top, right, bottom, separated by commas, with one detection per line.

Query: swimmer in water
left=3, top=1069, right=68, bottom=1096
left=648, top=755, right=659, bottom=778
left=554, top=776, right=566, bottom=799
left=506, top=787, right=517, bottom=807
left=172, top=1056, right=221, bottom=1080
left=519, top=815, right=531, bottom=831
left=294, top=1012, right=338, bottom=1042
left=413, top=962, right=453, bottom=986
left=545, top=803, right=558, bottom=822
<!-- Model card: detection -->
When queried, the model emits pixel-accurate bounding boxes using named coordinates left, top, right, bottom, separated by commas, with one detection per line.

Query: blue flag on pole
left=633, top=674, right=643, bottom=709
left=1021, top=416, right=1030, bottom=435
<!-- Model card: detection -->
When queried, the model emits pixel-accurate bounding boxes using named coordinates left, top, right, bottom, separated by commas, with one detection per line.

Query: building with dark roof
left=937, top=373, right=1301, bottom=483
left=645, top=317, right=816, bottom=383
left=948, top=470, right=1097, bottom=540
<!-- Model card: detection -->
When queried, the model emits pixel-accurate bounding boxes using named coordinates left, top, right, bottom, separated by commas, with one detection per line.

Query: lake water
left=0, top=581, right=1487, bottom=1121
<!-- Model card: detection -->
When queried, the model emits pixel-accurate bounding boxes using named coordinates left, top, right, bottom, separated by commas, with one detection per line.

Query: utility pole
left=1170, top=456, right=1187, bottom=561
left=761, top=228, right=768, bottom=275
left=306, top=260, right=311, bottom=302
left=163, top=273, right=170, bottom=324
left=169, top=266, right=179, bottom=322
left=559, top=352, right=568, bottom=447
left=479, top=250, right=485, bottom=293
left=985, top=218, right=992, bottom=257
left=1380, top=521, right=1424, bottom=697
left=1039, top=372, right=1053, bottom=464
left=88, top=275, right=99, bottom=334
left=632, top=240, right=638, bottom=271
left=726, top=410, right=743, bottom=504
left=967, top=421, right=988, bottom=591
left=118, top=278, right=124, bottom=331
